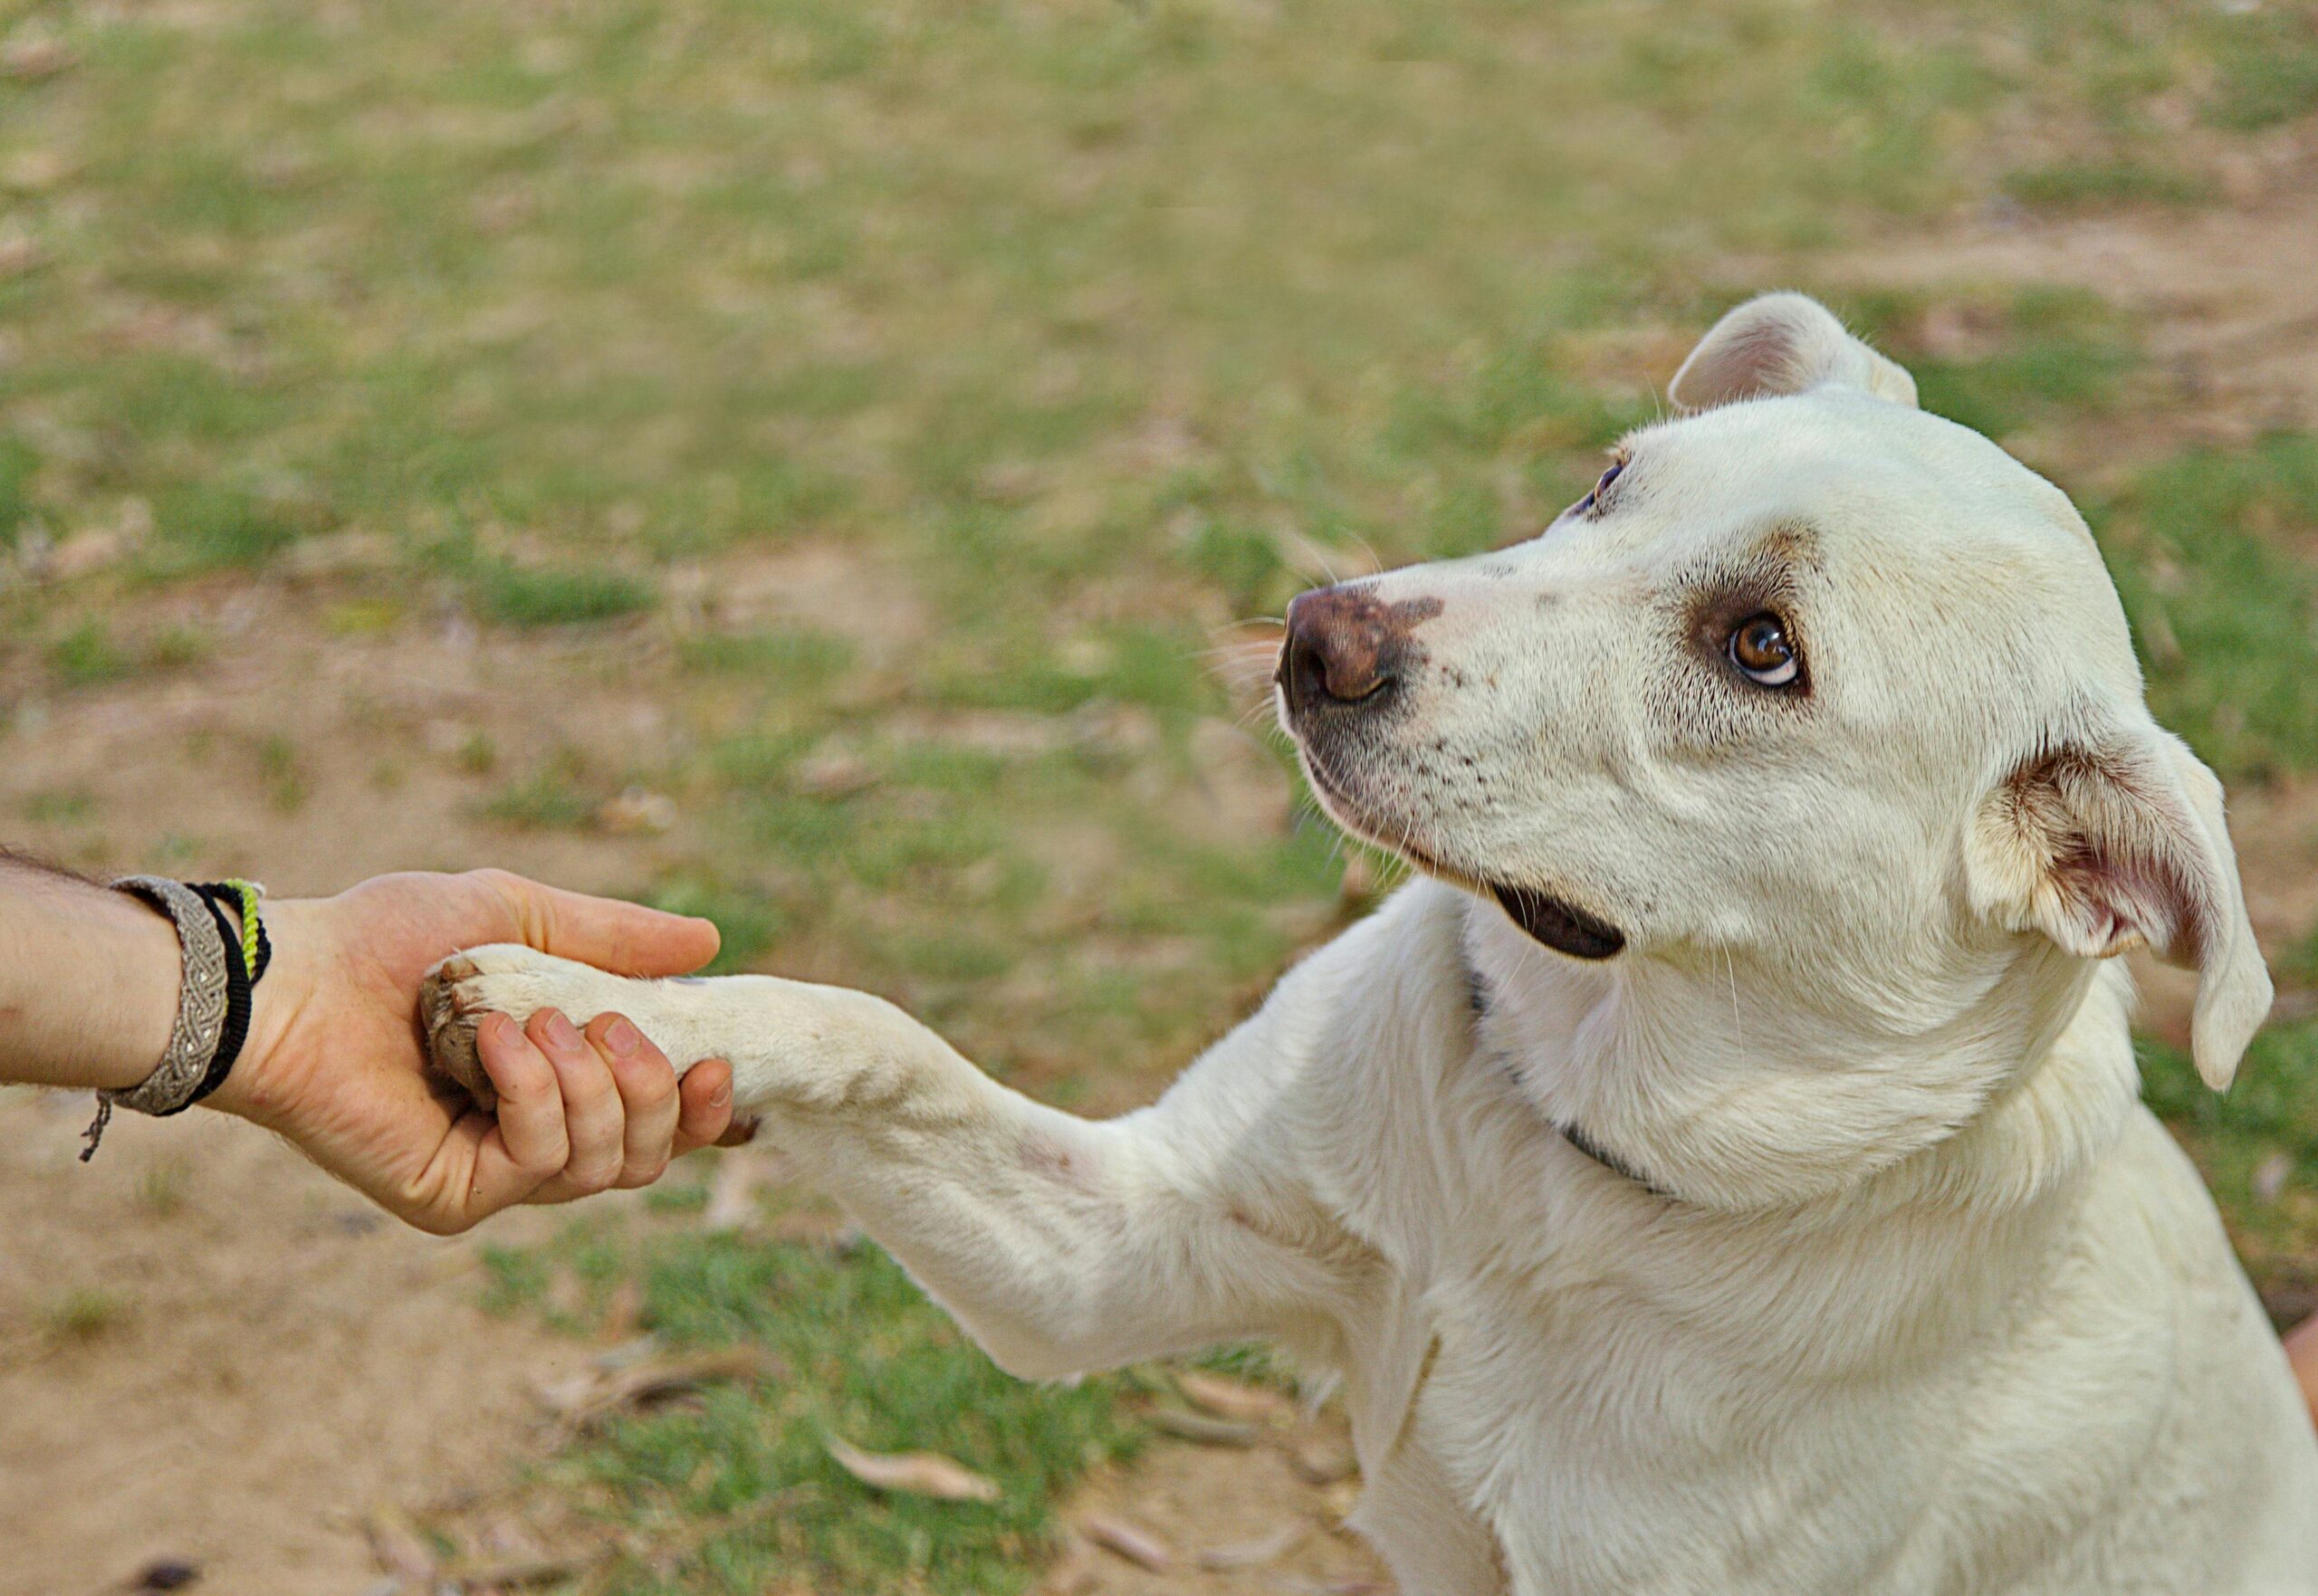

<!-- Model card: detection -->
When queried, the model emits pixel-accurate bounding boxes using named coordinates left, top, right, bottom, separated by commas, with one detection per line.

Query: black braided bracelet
left=191, top=879, right=272, bottom=980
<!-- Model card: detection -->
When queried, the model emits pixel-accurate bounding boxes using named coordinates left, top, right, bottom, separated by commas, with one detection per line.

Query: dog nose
left=1280, top=585, right=1406, bottom=711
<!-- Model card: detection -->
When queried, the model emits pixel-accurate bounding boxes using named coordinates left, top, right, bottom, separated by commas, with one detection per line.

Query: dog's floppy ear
left=1670, top=292, right=1919, bottom=412
left=1966, top=719, right=2271, bottom=1089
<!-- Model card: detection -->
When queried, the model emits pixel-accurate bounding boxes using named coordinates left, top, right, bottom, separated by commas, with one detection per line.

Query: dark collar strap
left=1554, top=1116, right=1676, bottom=1202
left=1462, top=935, right=1680, bottom=1204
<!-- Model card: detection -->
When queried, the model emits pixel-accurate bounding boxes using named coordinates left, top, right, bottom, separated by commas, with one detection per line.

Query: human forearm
left=0, top=852, right=181, bottom=1092
left=1, top=856, right=735, bottom=1231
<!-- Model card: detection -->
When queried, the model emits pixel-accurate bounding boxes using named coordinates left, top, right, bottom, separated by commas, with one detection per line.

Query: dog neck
left=1461, top=896, right=2141, bottom=1214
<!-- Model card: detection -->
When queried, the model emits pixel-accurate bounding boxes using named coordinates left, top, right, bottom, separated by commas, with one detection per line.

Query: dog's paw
left=419, top=951, right=496, bottom=1107
left=419, top=945, right=627, bottom=1110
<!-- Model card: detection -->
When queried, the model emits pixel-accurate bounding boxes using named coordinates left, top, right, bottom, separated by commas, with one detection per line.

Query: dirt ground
left=0, top=1098, right=589, bottom=1596
left=9, top=176, right=2318, bottom=1594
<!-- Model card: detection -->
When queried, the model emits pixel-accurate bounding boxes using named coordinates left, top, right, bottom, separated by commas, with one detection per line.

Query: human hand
left=213, top=869, right=737, bottom=1234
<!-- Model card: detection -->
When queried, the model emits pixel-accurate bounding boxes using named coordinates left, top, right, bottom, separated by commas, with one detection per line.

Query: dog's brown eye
left=1564, top=457, right=1625, bottom=521
left=1728, top=613, right=1800, bottom=688
left=1577, top=458, right=1623, bottom=514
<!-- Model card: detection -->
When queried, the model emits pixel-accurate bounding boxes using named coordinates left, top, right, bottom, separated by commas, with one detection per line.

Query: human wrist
left=0, top=865, right=183, bottom=1092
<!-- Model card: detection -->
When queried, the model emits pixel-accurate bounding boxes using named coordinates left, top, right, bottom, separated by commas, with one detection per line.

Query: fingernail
left=711, top=1081, right=731, bottom=1108
left=541, top=1009, right=580, bottom=1049
left=605, top=1017, right=642, bottom=1057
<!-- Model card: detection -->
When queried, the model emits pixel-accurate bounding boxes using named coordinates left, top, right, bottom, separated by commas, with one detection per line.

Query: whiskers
left=1200, top=619, right=1288, bottom=731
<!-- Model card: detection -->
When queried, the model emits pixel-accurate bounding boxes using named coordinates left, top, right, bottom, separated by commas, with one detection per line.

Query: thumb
left=473, top=871, right=721, bottom=977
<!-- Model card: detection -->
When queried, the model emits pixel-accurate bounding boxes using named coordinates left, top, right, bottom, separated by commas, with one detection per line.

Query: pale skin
left=0, top=855, right=738, bottom=1233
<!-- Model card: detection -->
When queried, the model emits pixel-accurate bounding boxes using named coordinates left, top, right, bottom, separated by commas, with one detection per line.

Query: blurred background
left=3, top=2, right=2315, bottom=1591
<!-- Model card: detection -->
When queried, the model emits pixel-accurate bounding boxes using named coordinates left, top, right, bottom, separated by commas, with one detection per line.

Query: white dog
left=425, top=293, right=2318, bottom=1594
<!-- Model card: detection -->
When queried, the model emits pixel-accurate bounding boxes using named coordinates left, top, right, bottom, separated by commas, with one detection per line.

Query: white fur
left=435, top=294, right=2317, bottom=1593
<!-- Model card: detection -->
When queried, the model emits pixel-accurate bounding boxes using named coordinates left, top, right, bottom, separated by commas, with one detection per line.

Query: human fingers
left=475, top=1011, right=570, bottom=1179
left=585, top=1013, right=684, bottom=1189
left=527, top=1008, right=626, bottom=1194
left=389, top=1015, right=565, bottom=1233
left=671, top=1058, right=736, bottom=1156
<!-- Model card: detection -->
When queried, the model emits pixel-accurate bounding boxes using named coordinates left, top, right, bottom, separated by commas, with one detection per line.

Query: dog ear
left=1966, top=722, right=2271, bottom=1089
left=1670, top=292, right=1919, bottom=412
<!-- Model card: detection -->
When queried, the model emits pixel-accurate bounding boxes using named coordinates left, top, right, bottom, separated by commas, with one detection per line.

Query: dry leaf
left=795, top=746, right=876, bottom=797
left=362, top=1502, right=439, bottom=1582
left=440, top=1551, right=602, bottom=1589
left=1081, top=1513, right=1173, bottom=1570
left=1196, top=1522, right=1307, bottom=1570
left=1175, top=1370, right=1292, bottom=1423
left=1146, top=1406, right=1260, bottom=1446
left=0, top=228, right=46, bottom=280
left=532, top=1346, right=771, bottom=1434
left=0, top=33, right=73, bottom=81
left=1286, top=1435, right=1357, bottom=1485
left=824, top=1435, right=1001, bottom=1503
left=598, top=786, right=676, bottom=835
left=1037, top=1535, right=1100, bottom=1595
left=2252, top=1150, right=2294, bottom=1205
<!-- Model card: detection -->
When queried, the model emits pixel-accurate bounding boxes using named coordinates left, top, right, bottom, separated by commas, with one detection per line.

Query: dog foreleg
left=423, top=945, right=1364, bottom=1380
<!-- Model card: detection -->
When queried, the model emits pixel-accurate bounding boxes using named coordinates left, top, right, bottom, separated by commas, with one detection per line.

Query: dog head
left=1279, top=293, right=2269, bottom=1108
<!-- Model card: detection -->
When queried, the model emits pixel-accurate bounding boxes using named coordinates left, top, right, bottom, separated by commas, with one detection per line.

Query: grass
left=2207, top=4, right=2318, bottom=131
left=644, top=880, right=787, bottom=975
left=2095, top=433, right=2318, bottom=782
left=483, top=1219, right=1146, bottom=1596
left=469, top=559, right=658, bottom=628
left=135, top=1156, right=193, bottom=1219
left=2142, top=1019, right=2318, bottom=1306
left=4, top=0, right=2317, bottom=1589
left=2002, top=158, right=2210, bottom=213
left=43, top=1287, right=129, bottom=1343
left=483, top=753, right=601, bottom=832
left=1851, top=285, right=2145, bottom=441
left=45, top=618, right=131, bottom=687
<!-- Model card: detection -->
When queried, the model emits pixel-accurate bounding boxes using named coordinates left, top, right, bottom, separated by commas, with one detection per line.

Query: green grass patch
left=647, top=878, right=788, bottom=974
left=43, top=1287, right=131, bottom=1343
left=23, top=788, right=95, bottom=825
left=257, top=732, right=308, bottom=814
left=2208, top=7, right=2318, bottom=131
left=2142, top=1018, right=2318, bottom=1302
left=469, top=559, right=657, bottom=627
left=151, top=483, right=312, bottom=573
left=676, top=626, right=855, bottom=687
left=0, top=434, right=38, bottom=548
left=1853, top=286, right=2143, bottom=440
left=482, top=754, right=599, bottom=831
left=45, top=618, right=133, bottom=688
left=515, top=1230, right=1145, bottom=1595
left=2094, top=433, right=2318, bottom=781
left=2002, top=158, right=2209, bottom=212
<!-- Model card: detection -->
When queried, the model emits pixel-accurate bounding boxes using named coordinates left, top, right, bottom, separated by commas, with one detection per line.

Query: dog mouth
left=1296, top=745, right=1627, bottom=961
left=1486, top=883, right=1625, bottom=960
